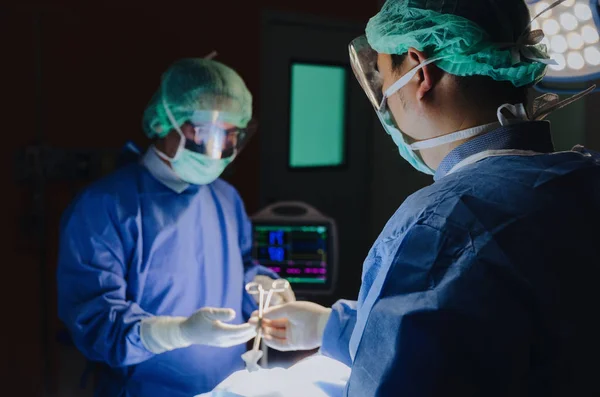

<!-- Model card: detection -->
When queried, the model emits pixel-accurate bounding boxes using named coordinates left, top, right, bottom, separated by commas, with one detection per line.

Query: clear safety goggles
left=349, top=35, right=441, bottom=114
left=183, top=115, right=257, bottom=159
left=349, top=35, right=384, bottom=112
left=162, top=95, right=257, bottom=160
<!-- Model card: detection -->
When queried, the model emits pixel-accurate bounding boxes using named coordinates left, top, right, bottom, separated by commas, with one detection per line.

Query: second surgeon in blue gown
left=256, top=1, right=600, bottom=395
left=57, top=58, right=295, bottom=397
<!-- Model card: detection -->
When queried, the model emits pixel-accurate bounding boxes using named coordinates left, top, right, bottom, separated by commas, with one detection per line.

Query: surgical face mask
left=155, top=143, right=233, bottom=185
left=379, top=63, right=439, bottom=175
left=156, top=99, right=238, bottom=185
left=377, top=111, right=435, bottom=175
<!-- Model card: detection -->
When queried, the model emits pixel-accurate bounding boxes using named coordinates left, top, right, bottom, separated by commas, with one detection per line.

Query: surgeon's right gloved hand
left=140, top=307, right=256, bottom=354
left=251, top=301, right=332, bottom=351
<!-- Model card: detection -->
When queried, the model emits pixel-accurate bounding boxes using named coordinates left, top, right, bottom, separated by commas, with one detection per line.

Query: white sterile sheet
left=195, top=354, right=350, bottom=397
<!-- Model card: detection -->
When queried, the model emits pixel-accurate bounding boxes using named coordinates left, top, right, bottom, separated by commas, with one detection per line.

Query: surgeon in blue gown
left=57, top=58, right=295, bottom=397
left=256, top=1, right=600, bottom=396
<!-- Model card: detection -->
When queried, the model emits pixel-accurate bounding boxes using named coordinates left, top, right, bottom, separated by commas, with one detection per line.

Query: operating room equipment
left=524, top=0, right=600, bottom=85
left=250, top=201, right=338, bottom=300
left=242, top=279, right=290, bottom=371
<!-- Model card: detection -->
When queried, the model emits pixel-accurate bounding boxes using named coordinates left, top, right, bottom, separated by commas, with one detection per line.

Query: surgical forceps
left=241, top=279, right=290, bottom=371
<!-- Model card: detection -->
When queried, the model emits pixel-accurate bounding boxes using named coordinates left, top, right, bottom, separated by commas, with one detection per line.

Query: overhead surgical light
left=526, top=0, right=600, bottom=92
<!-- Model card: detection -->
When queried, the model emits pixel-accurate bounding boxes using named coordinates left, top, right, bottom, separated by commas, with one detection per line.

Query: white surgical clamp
left=241, top=279, right=290, bottom=372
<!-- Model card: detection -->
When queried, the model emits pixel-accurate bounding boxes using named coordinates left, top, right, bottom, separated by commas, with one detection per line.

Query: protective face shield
left=349, top=35, right=439, bottom=175
left=155, top=98, right=257, bottom=185
left=184, top=112, right=256, bottom=160
left=348, top=35, right=383, bottom=113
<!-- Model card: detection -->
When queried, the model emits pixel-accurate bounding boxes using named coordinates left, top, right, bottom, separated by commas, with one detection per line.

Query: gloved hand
left=140, top=307, right=256, bottom=354
left=251, top=275, right=296, bottom=306
left=250, top=301, right=332, bottom=351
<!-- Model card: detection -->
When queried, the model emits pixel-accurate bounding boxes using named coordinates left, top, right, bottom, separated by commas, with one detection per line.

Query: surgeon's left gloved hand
left=250, top=301, right=332, bottom=351
left=140, top=307, right=256, bottom=354
left=251, top=275, right=296, bottom=306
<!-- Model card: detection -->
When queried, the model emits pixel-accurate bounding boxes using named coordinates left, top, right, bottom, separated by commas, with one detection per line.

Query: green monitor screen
left=289, top=62, right=347, bottom=168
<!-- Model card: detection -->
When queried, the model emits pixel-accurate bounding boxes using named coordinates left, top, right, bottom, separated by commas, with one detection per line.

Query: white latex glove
left=250, top=301, right=332, bottom=351
left=140, top=307, right=256, bottom=354
left=251, top=275, right=296, bottom=306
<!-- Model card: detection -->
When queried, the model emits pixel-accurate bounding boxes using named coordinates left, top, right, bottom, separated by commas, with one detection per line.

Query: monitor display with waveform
left=252, top=224, right=330, bottom=287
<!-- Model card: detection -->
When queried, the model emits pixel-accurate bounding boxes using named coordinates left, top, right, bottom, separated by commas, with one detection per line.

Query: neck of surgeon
left=417, top=101, right=500, bottom=171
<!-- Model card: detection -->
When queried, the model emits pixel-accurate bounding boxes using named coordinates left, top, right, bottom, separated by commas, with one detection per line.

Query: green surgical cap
left=143, top=58, right=252, bottom=139
left=366, top=0, right=549, bottom=87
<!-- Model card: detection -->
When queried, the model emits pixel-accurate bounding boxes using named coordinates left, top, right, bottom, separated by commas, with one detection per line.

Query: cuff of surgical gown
left=319, top=299, right=357, bottom=367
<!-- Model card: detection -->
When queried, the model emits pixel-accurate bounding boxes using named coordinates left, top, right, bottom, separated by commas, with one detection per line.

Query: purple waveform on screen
left=304, top=268, right=327, bottom=274
left=286, top=268, right=302, bottom=275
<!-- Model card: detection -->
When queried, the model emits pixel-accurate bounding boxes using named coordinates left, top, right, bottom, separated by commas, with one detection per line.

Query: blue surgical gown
left=57, top=149, right=277, bottom=397
left=320, top=121, right=600, bottom=396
